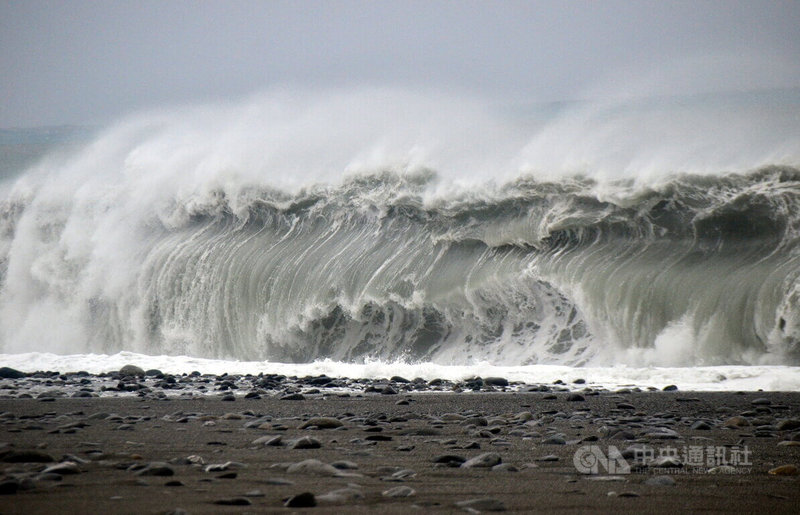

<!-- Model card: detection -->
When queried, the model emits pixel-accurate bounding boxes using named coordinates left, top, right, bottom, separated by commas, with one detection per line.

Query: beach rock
left=42, top=462, right=80, bottom=475
left=644, top=428, right=681, bottom=440
left=317, top=487, right=364, bottom=503
left=484, top=377, right=509, bottom=387
left=330, top=460, right=359, bottom=470
left=0, top=367, right=25, bottom=379
left=135, top=462, right=175, bottom=476
left=280, top=393, right=305, bottom=401
left=388, top=468, right=416, bottom=480
left=645, top=475, right=676, bottom=486
left=492, top=463, right=519, bottom=472
left=300, top=417, right=344, bottom=429
left=461, top=452, right=502, bottom=468
left=0, top=479, right=20, bottom=495
left=662, top=385, right=678, bottom=391
left=119, top=365, right=145, bottom=377
left=456, top=498, right=507, bottom=511
left=286, top=459, right=344, bottom=476
left=290, top=436, right=322, bottom=449
left=383, top=485, right=416, bottom=497
left=751, top=398, right=772, bottom=406
left=776, top=419, right=800, bottom=431
left=434, top=454, right=466, bottom=466
left=608, top=430, right=635, bottom=441
left=0, top=450, right=54, bottom=463
left=252, top=435, right=283, bottom=447
left=365, top=434, right=392, bottom=441
left=214, top=497, right=252, bottom=506
left=723, top=416, right=750, bottom=428
left=691, top=421, right=712, bottom=430
left=768, top=464, right=799, bottom=476
left=284, top=492, right=316, bottom=507
left=204, top=461, right=245, bottom=472
left=566, top=393, right=585, bottom=402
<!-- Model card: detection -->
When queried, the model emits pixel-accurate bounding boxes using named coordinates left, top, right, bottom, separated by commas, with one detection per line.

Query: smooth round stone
left=299, top=417, right=343, bottom=429
left=289, top=436, right=322, bottom=449
left=317, top=487, right=364, bottom=503
left=214, top=497, right=252, bottom=506
left=433, top=454, right=466, bottom=466
left=42, top=462, right=80, bottom=475
left=776, top=419, right=800, bottom=431
left=286, top=459, right=343, bottom=477
left=455, top=498, right=507, bottom=511
left=0, top=450, right=54, bottom=463
left=0, top=367, right=25, bottom=379
left=461, top=452, right=502, bottom=468
left=0, top=479, right=20, bottom=495
left=645, top=475, right=676, bottom=486
left=768, top=464, right=799, bottom=476
left=119, top=365, right=145, bottom=377
left=383, top=485, right=416, bottom=497
left=723, top=416, right=750, bottom=428
left=135, top=462, right=175, bottom=476
left=484, top=377, right=509, bottom=387
left=284, top=492, right=316, bottom=507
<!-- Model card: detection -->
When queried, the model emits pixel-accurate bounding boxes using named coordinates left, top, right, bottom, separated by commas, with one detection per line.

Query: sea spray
left=0, top=89, right=798, bottom=367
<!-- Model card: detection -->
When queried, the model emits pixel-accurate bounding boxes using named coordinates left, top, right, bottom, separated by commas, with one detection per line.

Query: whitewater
left=1, top=88, right=799, bottom=390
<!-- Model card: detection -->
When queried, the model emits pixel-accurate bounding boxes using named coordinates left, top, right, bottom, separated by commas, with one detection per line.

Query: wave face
left=1, top=91, right=799, bottom=367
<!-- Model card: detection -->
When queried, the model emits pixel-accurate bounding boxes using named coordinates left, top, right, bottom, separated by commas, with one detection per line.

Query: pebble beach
left=0, top=365, right=798, bottom=513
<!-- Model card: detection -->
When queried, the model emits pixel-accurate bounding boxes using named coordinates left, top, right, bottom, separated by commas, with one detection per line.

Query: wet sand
left=0, top=374, right=799, bottom=514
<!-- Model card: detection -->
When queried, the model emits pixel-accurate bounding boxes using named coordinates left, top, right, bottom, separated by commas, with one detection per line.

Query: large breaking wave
left=1, top=89, right=799, bottom=367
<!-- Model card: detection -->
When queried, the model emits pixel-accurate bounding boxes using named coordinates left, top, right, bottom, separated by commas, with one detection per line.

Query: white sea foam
left=2, top=352, right=798, bottom=392
left=1, top=88, right=799, bottom=370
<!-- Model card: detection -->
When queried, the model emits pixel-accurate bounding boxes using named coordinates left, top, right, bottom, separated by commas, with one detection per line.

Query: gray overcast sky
left=2, top=0, right=799, bottom=127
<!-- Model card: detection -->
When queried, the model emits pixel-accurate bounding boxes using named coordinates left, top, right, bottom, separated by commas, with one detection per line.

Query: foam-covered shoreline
left=3, top=352, right=800, bottom=393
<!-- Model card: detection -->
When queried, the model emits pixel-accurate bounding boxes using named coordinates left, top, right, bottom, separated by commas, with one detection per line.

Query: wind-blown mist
left=1, top=88, right=799, bottom=368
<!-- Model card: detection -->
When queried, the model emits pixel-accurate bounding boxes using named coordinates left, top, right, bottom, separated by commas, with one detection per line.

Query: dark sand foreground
left=1, top=383, right=799, bottom=514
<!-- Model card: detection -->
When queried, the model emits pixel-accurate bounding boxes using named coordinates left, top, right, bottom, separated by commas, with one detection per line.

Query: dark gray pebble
left=290, top=436, right=322, bottom=449
left=285, top=492, right=316, bottom=507
left=214, top=497, right=252, bottom=506
left=135, top=462, right=175, bottom=476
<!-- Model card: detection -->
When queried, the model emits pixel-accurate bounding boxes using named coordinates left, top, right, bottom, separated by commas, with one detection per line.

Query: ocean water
left=1, top=88, right=799, bottom=390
